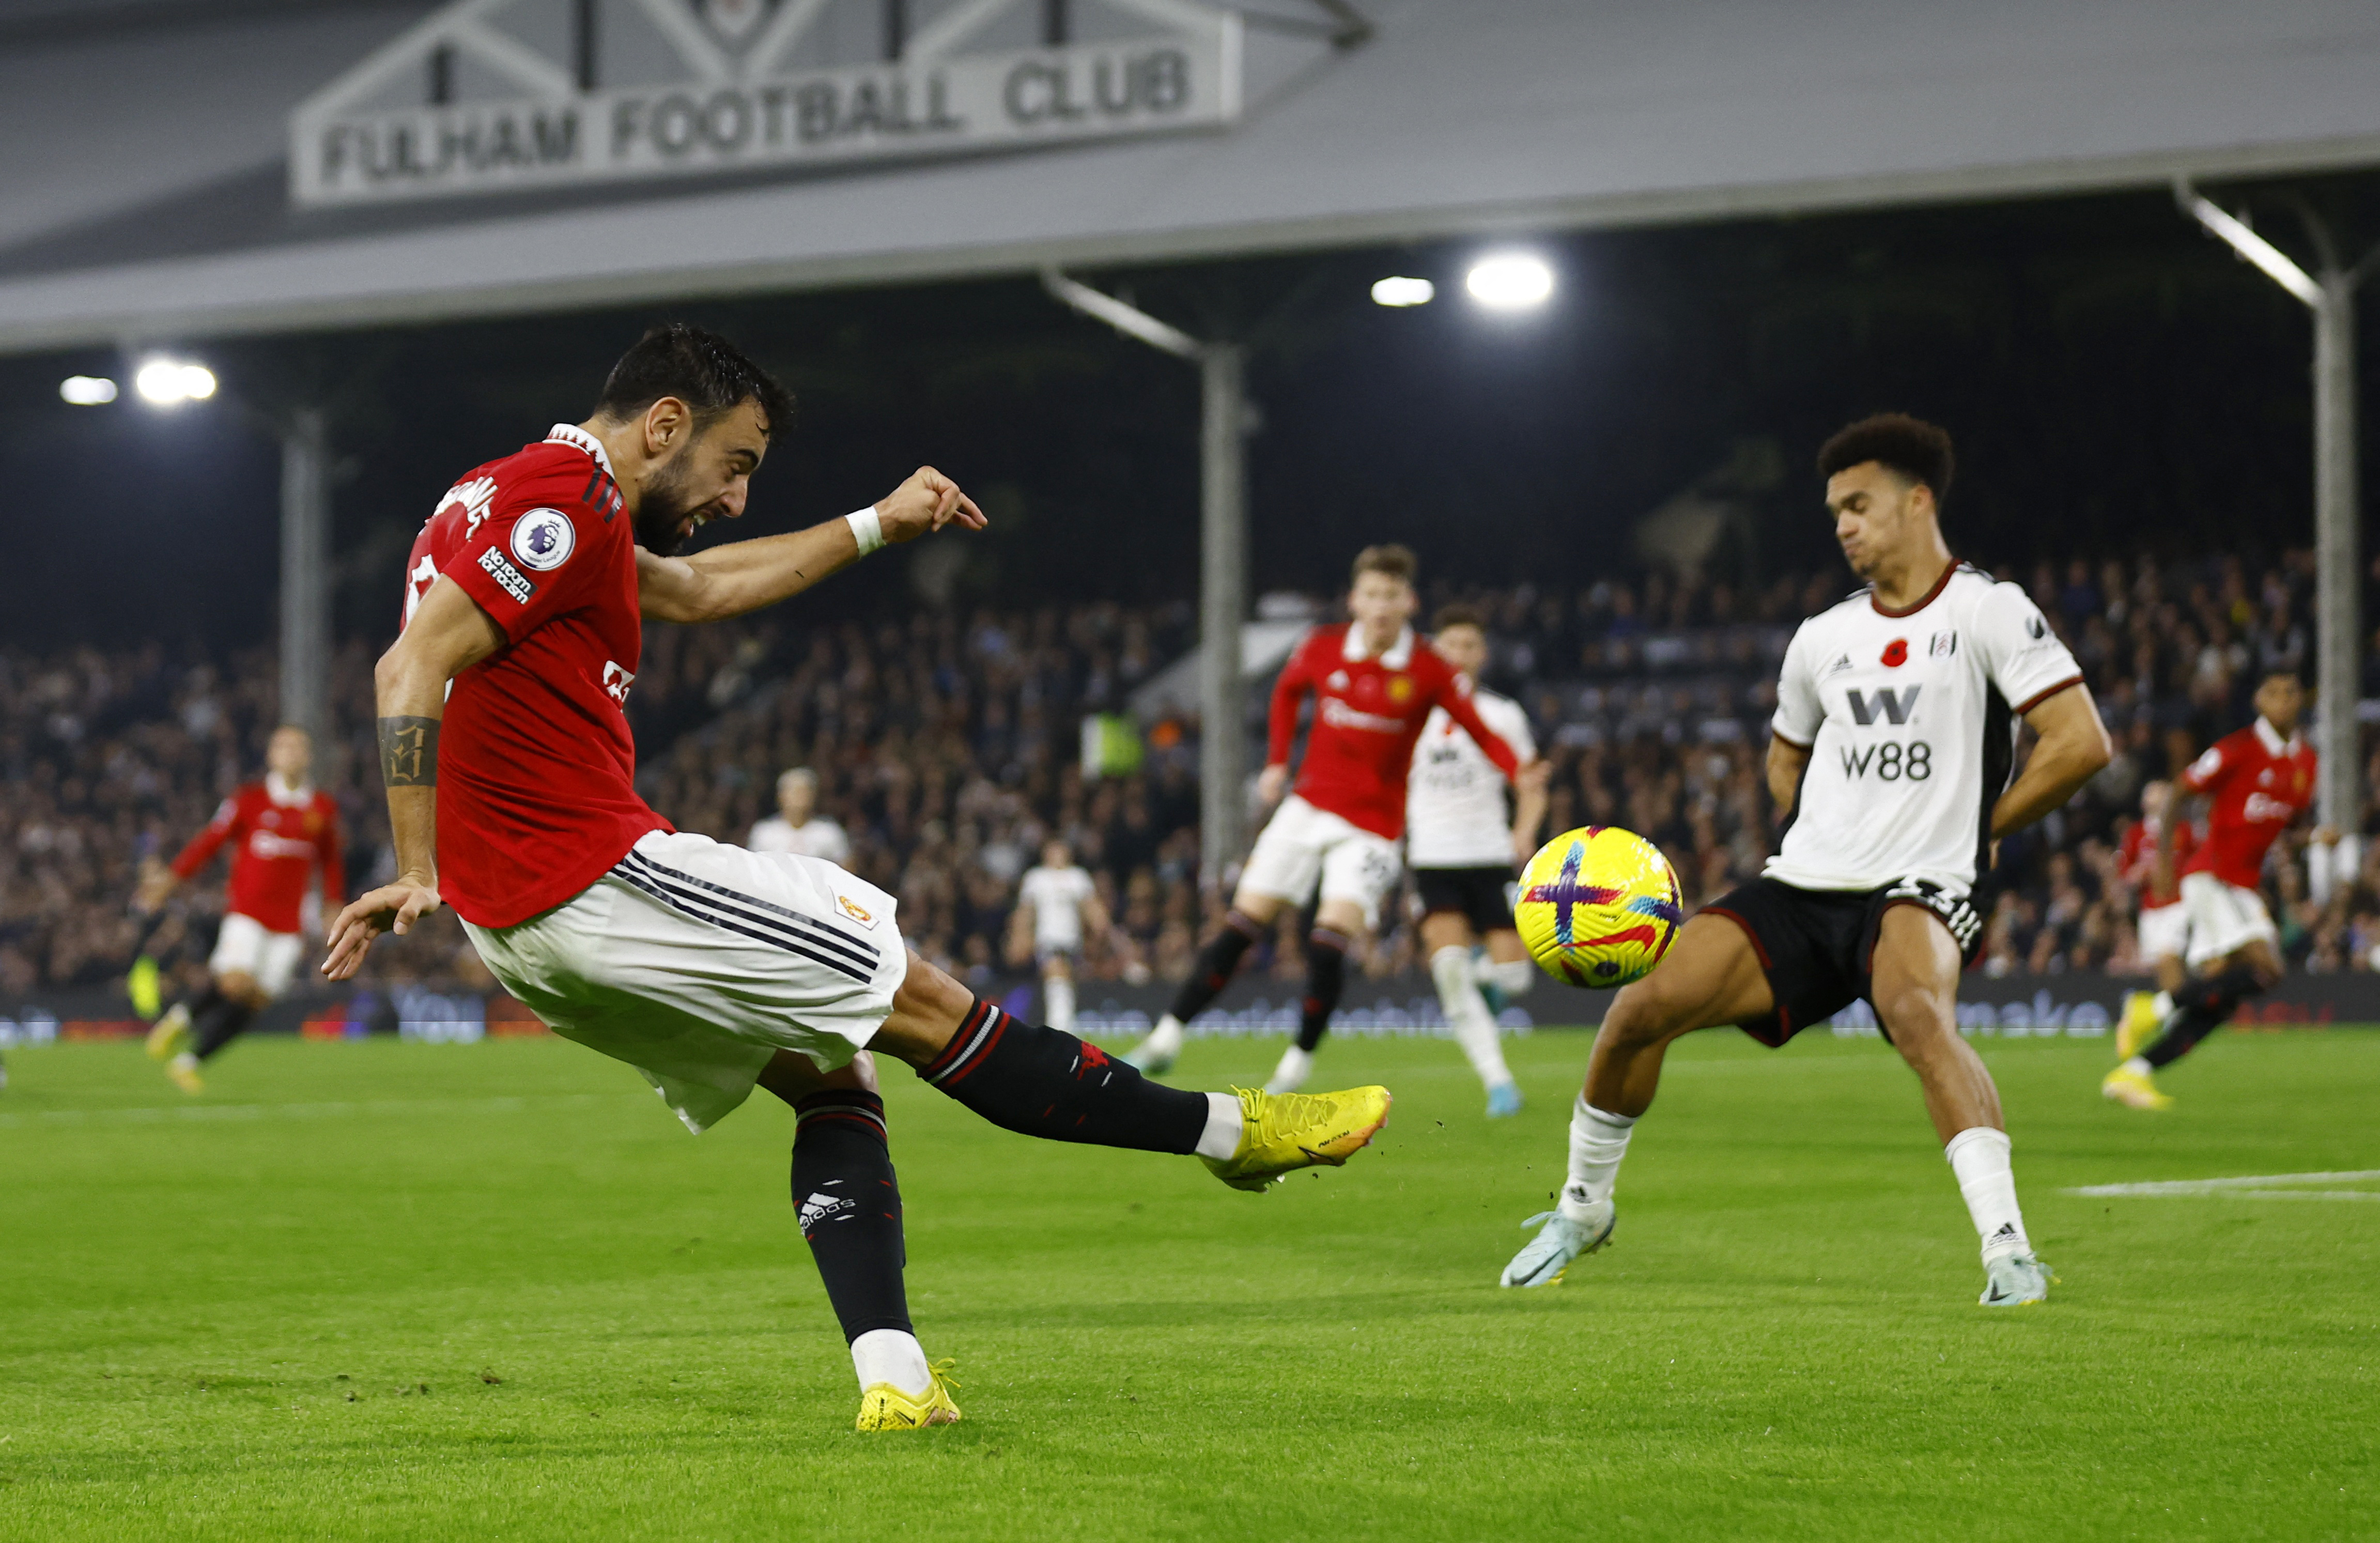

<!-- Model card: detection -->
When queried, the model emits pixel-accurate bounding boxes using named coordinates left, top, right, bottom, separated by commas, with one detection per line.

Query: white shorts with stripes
left=461, top=829, right=908, bottom=1134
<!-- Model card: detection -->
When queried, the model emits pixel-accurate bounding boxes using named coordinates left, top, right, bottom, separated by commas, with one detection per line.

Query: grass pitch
left=3, top=1026, right=2375, bottom=1541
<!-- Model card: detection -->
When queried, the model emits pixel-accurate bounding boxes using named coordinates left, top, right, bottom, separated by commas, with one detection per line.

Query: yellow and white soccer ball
left=1514, top=826, right=1683, bottom=989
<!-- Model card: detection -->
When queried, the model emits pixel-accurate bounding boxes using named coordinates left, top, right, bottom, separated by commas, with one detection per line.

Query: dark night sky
left=3, top=173, right=2375, bottom=653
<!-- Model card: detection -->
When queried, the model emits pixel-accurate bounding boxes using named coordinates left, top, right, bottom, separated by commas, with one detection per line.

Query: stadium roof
left=5, top=0, right=2380, bottom=354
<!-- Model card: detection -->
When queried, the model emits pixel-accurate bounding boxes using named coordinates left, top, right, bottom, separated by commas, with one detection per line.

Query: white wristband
left=845, top=506, right=885, bottom=556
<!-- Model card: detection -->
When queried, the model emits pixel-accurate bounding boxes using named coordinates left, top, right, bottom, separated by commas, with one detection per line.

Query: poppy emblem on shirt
left=511, top=508, right=576, bottom=572
left=1880, top=638, right=1909, bottom=668
left=1388, top=675, right=1414, bottom=703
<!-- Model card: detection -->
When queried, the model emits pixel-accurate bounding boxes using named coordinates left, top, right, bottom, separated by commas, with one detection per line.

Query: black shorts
left=1702, top=876, right=1984, bottom=1048
left=1413, top=865, right=1517, bottom=935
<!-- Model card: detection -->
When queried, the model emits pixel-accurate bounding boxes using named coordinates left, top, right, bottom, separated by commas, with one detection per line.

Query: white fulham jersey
left=1019, top=865, right=1097, bottom=949
left=1766, top=563, right=2082, bottom=897
left=1407, top=685, right=1537, bottom=869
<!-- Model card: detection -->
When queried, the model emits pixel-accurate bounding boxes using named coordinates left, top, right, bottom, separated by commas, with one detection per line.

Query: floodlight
left=134, top=358, right=217, bottom=406
left=59, top=376, right=117, bottom=405
left=1464, top=254, right=1554, bottom=311
left=1371, top=276, right=1435, bottom=307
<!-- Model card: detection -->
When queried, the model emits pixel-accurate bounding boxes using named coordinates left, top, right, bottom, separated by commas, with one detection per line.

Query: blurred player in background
left=1404, top=605, right=1548, bottom=1117
left=749, top=767, right=851, bottom=862
left=1501, top=415, right=2109, bottom=1307
left=2115, top=780, right=2197, bottom=1057
left=325, top=324, right=1389, bottom=1431
left=137, top=724, right=344, bottom=1093
left=1125, top=545, right=1523, bottom=1093
left=2104, top=673, right=2321, bottom=1109
left=1010, top=838, right=1106, bottom=1035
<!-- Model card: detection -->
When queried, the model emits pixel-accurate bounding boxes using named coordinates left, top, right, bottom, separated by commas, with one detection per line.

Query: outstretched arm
left=639, top=466, right=986, bottom=624
left=320, top=577, right=504, bottom=980
left=1259, top=647, right=1312, bottom=806
left=1991, top=683, right=2112, bottom=839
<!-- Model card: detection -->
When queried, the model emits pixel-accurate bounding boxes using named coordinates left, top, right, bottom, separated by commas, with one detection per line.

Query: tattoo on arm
left=379, top=717, right=440, bottom=786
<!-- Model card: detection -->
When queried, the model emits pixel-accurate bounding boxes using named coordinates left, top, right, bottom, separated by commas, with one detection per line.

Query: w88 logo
left=1838, top=740, right=1933, bottom=781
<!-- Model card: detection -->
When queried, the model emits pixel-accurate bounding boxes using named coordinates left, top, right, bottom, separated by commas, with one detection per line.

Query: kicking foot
left=166, top=1052, right=204, bottom=1095
left=1201, top=1085, right=1391, bottom=1193
left=146, top=1002, right=192, bottom=1062
left=2114, top=992, right=2161, bottom=1060
left=1979, top=1252, right=2054, bottom=1307
left=1122, top=1016, right=1184, bottom=1076
left=2101, top=1066, right=2171, bottom=1110
left=856, top=1359, right=962, bottom=1431
left=1485, top=1082, right=1524, bottom=1119
left=1500, top=1201, right=1613, bottom=1287
left=1263, top=1044, right=1312, bottom=1095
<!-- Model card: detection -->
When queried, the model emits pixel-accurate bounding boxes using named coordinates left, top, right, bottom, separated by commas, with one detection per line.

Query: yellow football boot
left=2115, top=992, right=2162, bottom=1060
left=856, top=1360, right=961, bottom=1431
left=145, top=1001, right=192, bottom=1062
left=2101, top=1065, right=2171, bottom=1111
left=1201, top=1085, right=1392, bottom=1193
left=165, top=1054, right=205, bottom=1096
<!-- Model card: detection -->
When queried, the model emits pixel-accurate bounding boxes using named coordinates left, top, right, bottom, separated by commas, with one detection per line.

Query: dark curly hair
left=1817, top=413, right=1954, bottom=506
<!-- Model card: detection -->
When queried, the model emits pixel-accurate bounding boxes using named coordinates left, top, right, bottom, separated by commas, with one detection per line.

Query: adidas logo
left=1988, top=1222, right=2020, bottom=1242
left=798, top=1189, right=855, bottom=1230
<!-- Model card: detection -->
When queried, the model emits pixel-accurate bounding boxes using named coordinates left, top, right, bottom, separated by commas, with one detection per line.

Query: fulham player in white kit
left=1500, top=415, right=2111, bottom=1306
left=1012, top=839, right=1105, bottom=1034
left=1404, top=605, right=1548, bottom=1117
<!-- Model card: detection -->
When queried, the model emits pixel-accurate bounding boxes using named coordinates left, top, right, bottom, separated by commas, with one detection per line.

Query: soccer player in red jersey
left=1124, top=545, right=1526, bottom=1093
left=2113, top=779, right=2201, bottom=1057
left=2105, top=672, right=2324, bottom=1108
left=322, top=325, right=1390, bottom=1430
left=136, top=724, right=344, bottom=1093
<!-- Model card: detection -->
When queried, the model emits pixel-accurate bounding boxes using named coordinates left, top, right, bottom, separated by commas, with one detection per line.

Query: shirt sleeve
left=1977, top=581, right=2085, bottom=714
left=439, top=489, right=612, bottom=644
left=1497, top=699, right=1537, bottom=764
left=1435, top=664, right=1520, bottom=778
left=171, top=794, right=243, bottom=879
left=1770, top=624, right=1821, bottom=748
left=1267, top=634, right=1317, bottom=768
left=2178, top=737, right=2231, bottom=796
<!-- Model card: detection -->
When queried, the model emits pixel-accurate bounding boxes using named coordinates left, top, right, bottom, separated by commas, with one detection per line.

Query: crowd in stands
left=8, top=546, right=2380, bottom=1008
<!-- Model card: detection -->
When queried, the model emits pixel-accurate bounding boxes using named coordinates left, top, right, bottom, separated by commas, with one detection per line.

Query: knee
left=1878, top=989, right=1960, bottom=1057
left=826, top=1050, right=880, bottom=1094
left=1602, top=979, right=1690, bottom=1045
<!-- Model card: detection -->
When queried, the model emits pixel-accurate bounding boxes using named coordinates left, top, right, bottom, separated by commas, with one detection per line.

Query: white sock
left=2119, top=1055, right=2153, bottom=1078
left=1194, top=1091, right=1243, bottom=1160
left=1431, top=946, right=1512, bottom=1089
left=1268, top=1044, right=1313, bottom=1093
left=1559, top=1096, right=1636, bottom=1221
left=2151, top=990, right=2174, bottom=1019
left=849, top=1328, right=931, bottom=1396
left=1140, top=1013, right=1184, bottom=1056
left=1487, top=958, right=1536, bottom=999
left=1044, top=975, right=1076, bottom=1036
left=1944, top=1127, right=2030, bottom=1265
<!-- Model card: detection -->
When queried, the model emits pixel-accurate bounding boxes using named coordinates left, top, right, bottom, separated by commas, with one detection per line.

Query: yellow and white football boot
left=2115, top=992, right=2163, bottom=1060
left=1201, top=1085, right=1392, bottom=1193
left=2101, top=1064, right=2172, bottom=1110
left=145, top=1001, right=192, bottom=1062
left=855, top=1360, right=961, bottom=1431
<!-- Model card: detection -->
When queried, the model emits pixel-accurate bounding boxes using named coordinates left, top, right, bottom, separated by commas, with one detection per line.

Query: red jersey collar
left=2253, top=716, right=2302, bottom=757
left=547, top=423, right=616, bottom=480
left=1342, top=624, right=1415, bottom=668
left=1869, top=558, right=1958, bottom=618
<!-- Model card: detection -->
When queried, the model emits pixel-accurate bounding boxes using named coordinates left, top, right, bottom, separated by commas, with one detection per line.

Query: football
left=1514, top=825, right=1684, bottom=989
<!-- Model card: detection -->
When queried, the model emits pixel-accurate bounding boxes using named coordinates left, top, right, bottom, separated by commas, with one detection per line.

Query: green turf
left=2, top=1027, right=2375, bottom=1542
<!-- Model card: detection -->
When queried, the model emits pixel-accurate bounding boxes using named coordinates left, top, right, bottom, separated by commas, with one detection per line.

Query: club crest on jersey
left=511, top=508, right=576, bottom=572
left=836, top=893, right=878, bottom=928
left=1387, top=674, right=1414, bottom=703
left=1880, top=638, right=1909, bottom=668
left=1930, top=630, right=1958, bottom=658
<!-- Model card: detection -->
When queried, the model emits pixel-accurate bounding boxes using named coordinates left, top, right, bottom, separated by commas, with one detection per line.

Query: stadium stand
left=7, top=550, right=2380, bottom=1007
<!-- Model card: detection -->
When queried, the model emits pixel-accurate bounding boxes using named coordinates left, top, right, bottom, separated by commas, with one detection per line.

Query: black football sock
left=191, top=999, right=257, bottom=1061
left=1165, top=910, right=1264, bottom=1023
left=2141, top=971, right=2264, bottom=1070
left=1294, top=927, right=1350, bottom=1054
left=919, top=1000, right=1208, bottom=1153
left=180, top=982, right=225, bottom=1021
left=791, top=1091, right=911, bottom=1342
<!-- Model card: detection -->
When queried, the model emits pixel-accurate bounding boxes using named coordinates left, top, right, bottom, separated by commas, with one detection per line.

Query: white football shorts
left=462, top=829, right=908, bottom=1134
left=2178, top=870, right=2276, bottom=967
left=2135, top=902, right=2190, bottom=965
left=1240, top=794, right=1402, bottom=931
left=209, top=911, right=304, bottom=999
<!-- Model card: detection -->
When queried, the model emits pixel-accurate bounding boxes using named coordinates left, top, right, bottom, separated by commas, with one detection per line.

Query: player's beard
left=633, top=455, right=714, bottom=557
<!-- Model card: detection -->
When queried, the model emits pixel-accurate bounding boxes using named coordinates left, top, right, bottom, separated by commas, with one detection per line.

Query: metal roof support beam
left=1042, top=267, right=1249, bottom=877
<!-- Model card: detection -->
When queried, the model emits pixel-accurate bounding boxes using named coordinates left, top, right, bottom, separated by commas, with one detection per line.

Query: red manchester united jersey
left=2178, top=718, right=2316, bottom=891
left=401, top=424, right=666, bottom=929
left=2118, top=815, right=2197, bottom=912
left=171, top=777, right=344, bottom=934
left=1266, top=624, right=1519, bottom=840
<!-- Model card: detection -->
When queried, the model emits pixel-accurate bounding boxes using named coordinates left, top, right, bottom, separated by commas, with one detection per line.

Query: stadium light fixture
left=2176, top=185, right=2322, bottom=307
left=1370, top=276, right=1435, bottom=307
left=58, top=375, right=118, bottom=405
left=1464, top=253, right=1554, bottom=311
left=133, top=358, right=217, bottom=407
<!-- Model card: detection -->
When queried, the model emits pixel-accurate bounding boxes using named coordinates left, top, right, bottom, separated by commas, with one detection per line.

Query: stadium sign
left=290, top=0, right=1243, bottom=209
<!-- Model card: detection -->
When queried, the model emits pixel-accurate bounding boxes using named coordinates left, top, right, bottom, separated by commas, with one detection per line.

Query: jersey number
left=1840, top=740, right=1933, bottom=781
